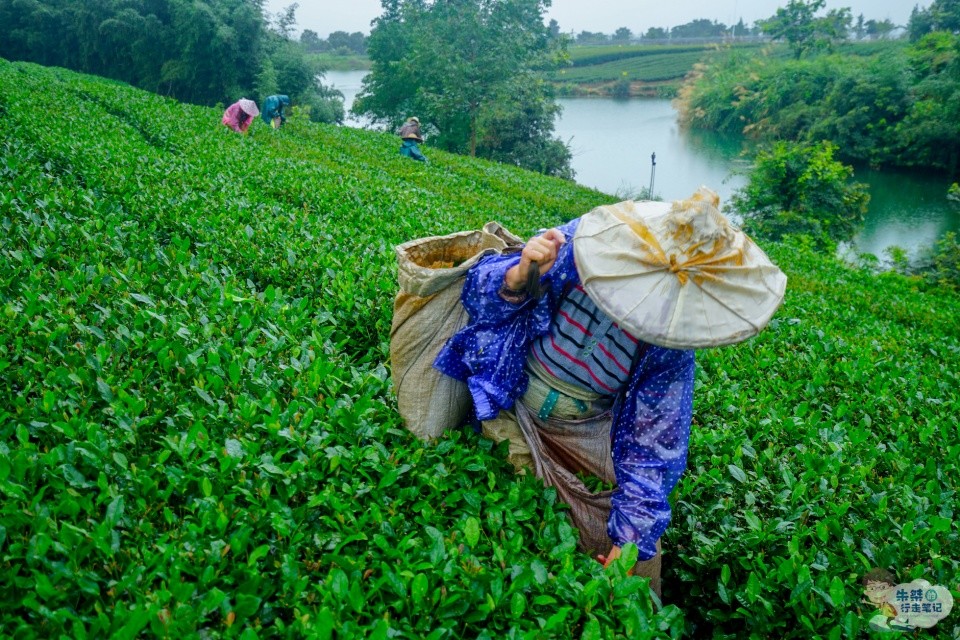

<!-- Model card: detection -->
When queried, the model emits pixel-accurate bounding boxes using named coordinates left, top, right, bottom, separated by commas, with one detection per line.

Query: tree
left=300, top=29, right=323, bottom=52
left=275, top=2, right=299, bottom=39
left=822, top=7, right=854, bottom=43
left=671, top=19, right=727, bottom=39
left=644, top=26, right=668, bottom=40
left=854, top=13, right=865, bottom=40
left=731, top=18, right=747, bottom=38
left=909, top=5, right=937, bottom=40
left=865, top=19, right=896, bottom=40
left=547, top=18, right=561, bottom=38
left=354, top=0, right=572, bottom=178
left=760, top=0, right=849, bottom=59
left=0, top=0, right=344, bottom=115
left=908, top=0, right=960, bottom=40
left=896, top=33, right=960, bottom=174
left=731, top=141, right=869, bottom=247
left=613, top=27, right=632, bottom=43
left=347, top=31, right=368, bottom=54
left=327, top=30, right=367, bottom=54
left=576, top=30, right=608, bottom=44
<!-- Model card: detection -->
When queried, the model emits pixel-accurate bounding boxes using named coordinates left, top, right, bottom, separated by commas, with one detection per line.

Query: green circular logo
left=925, top=589, right=938, bottom=602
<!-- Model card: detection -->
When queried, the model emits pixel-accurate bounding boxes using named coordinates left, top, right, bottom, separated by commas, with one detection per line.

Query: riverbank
left=309, top=53, right=371, bottom=71
left=554, top=79, right=680, bottom=98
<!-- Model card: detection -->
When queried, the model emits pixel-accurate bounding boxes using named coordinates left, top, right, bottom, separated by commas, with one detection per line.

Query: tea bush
left=1, top=60, right=958, bottom=638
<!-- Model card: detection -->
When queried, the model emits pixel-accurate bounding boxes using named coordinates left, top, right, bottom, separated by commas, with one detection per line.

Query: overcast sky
left=265, top=0, right=929, bottom=38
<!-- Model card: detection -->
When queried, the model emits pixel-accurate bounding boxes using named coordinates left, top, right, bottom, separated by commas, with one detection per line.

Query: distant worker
left=262, top=94, right=291, bottom=129
left=398, top=116, right=427, bottom=162
left=222, top=98, right=259, bottom=134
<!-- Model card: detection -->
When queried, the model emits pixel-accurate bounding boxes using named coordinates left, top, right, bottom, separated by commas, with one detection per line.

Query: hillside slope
left=1, top=60, right=958, bottom=638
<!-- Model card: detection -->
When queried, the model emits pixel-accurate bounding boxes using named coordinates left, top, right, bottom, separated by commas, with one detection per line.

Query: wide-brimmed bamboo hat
left=238, top=98, right=260, bottom=117
left=573, top=187, right=787, bottom=349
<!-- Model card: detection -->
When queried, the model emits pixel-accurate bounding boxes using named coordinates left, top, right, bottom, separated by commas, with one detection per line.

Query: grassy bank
left=553, top=43, right=758, bottom=98
left=1, top=59, right=958, bottom=638
left=309, top=53, right=372, bottom=72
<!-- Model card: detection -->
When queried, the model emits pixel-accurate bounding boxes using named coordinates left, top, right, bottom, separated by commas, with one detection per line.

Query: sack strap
left=538, top=389, right=559, bottom=420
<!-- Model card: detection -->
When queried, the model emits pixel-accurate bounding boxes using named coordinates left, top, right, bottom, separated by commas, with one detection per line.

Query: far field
left=551, top=39, right=906, bottom=97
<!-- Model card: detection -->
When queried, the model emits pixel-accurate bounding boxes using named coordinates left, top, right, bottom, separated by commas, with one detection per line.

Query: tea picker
left=392, top=188, right=786, bottom=597
left=398, top=116, right=428, bottom=163
left=221, top=98, right=259, bottom=134
left=262, top=94, right=291, bottom=129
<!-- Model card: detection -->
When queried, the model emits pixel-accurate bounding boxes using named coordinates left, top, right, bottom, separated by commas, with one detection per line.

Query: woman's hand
left=595, top=545, right=622, bottom=569
left=504, top=229, right=566, bottom=291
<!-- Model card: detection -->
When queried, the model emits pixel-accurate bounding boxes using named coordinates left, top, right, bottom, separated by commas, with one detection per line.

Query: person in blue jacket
left=262, top=95, right=291, bottom=128
left=436, top=219, right=693, bottom=574
left=435, top=190, right=786, bottom=588
left=398, top=116, right=427, bottom=162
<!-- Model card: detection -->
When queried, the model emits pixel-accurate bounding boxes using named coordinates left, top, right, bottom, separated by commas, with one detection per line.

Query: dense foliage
left=729, top=142, right=869, bottom=247
left=1, top=60, right=959, bottom=638
left=0, top=0, right=343, bottom=123
left=353, top=0, right=572, bottom=179
left=677, top=36, right=960, bottom=177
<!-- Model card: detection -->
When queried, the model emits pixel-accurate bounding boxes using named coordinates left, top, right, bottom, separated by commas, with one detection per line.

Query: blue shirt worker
left=435, top=188, right=786, bottom=595
left=262, top=94, right=291, bottom=128
left=398, top=116, right=427, bottom=162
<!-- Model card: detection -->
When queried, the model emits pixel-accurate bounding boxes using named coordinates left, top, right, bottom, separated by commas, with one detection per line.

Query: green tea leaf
left=247, top=544, right=270, bottom=567
left=829, top=576, right=845, bottom=608
left=510, top=592, right=526, bottom=618
left=729, top=464, right=747, bottom=483
left=746, top=572, right=762, bottom=603
left=97, top=378, right=113, bottom=402
left=464, top=516, right=480, bottom=547
left=581, top=616, right=602, bottom=640
left=61, top=464, right=89, bottom=488
left=229, top=361, right=241, bottom=385
left=411, top=573, right=428, bottom=604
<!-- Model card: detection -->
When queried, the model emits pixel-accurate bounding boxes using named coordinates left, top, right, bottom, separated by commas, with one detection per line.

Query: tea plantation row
left=1, top=60, right=958, bottom=638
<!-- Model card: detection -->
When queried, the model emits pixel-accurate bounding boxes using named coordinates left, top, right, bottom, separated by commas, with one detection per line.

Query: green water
left=853, top=168, right=960, bottom=260
left=554, top=97, right=959, bottom=259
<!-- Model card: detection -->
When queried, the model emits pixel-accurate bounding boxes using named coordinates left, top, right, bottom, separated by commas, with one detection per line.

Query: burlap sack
left=390, top=223, right=522, bottom=440
left=512, top=401, right=662, bottom=596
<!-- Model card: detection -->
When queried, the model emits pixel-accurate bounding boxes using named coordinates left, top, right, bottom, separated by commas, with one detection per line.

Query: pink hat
left=238, top=98, right=260, bottom=118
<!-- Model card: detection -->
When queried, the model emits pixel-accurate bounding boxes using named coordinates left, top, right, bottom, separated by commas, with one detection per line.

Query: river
left=324, top=70, right=959, bottom=260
